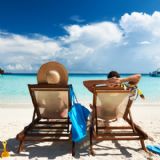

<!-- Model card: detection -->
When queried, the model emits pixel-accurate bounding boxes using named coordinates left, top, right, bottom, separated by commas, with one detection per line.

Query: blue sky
left=0, top=0, right=160, bottom=73
left=0, top=0, right=158, bottom=36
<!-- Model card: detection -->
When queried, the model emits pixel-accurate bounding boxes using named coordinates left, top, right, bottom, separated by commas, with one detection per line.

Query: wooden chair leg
left=128, top=110, right=136, bottom=133
left=89, top=126, right=95, bottom=156
left=140, top=139, right=147, bottom=152
left=72, top=141, right=75, bottom=157
left=17, top=140, right=24, bottom=153
left=17, top=132, right=25, bottom=153
left=126, top=118, right=148, bottom=139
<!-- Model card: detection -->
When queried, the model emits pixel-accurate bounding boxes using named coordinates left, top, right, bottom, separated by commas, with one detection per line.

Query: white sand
left=0, top=103, right=160, bottom=160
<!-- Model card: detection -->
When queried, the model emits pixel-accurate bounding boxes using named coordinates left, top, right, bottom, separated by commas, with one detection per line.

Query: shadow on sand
left=4, top=134, right=143, bottom=159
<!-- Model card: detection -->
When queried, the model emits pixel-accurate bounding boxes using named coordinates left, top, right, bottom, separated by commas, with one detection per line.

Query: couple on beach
left=38, top=61, right=143, bottom=97
left=16, top=61, right=147, bottom=157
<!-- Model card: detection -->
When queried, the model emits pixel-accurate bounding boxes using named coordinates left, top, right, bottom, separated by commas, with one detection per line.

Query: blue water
left=0, top=74, right=160, bottom=104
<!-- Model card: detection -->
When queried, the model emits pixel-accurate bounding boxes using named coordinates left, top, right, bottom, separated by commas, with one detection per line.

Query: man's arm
left=108, top=74, right=141, bottom=85
left=83, top=80, right=107, bottom=93
left=83, top=74, right=141, bottom=92
left=119, top=74, right=141, bottom=85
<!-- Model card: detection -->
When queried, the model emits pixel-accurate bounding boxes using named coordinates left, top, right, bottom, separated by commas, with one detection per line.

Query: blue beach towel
left=68, top=85, right=90, bottom=142
left=146, top=145, right=160, bottom=155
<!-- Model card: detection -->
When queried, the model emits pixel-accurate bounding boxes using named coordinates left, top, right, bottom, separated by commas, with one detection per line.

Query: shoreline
left=0, top=101, right=160, bottom=108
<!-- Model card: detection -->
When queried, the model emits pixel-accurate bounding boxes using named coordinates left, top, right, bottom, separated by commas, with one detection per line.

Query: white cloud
left=1, top=11, right=160, bottom=73
left=119, top=11, right=160, bottom=72
left=120, top=12, right=152, bottom=33
left=63, top=22, right=122, bottom=47
left=139, top=41, right=151, bottom=45
left=0, top=32, right=61, bottom=72
left=0, top=32, right=60, bottom=55
left=6, top=64, right=32, bottom=71
left=120, top=11, right=160, bottom=38
left=70, top=15, right=85, bottom=23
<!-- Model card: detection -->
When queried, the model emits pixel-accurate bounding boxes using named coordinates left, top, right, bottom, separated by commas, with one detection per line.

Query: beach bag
left=68, top=85, right=90, bottom=142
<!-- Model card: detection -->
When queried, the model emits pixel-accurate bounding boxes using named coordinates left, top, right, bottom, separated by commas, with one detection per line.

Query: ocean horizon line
left=2, top=72, right=150, bottom=76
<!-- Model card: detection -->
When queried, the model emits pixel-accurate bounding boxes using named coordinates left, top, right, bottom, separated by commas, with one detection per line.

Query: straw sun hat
left=37, top=61, right=68, bottom=85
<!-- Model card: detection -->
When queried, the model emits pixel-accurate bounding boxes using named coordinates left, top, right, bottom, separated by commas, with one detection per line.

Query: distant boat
left=0, top=68, right=4, bottom=74
left=150, top=68, right=160, bottom=77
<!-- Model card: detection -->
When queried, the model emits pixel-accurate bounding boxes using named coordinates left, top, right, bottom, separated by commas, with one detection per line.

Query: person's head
left=107, top=71, right=120, bottom=79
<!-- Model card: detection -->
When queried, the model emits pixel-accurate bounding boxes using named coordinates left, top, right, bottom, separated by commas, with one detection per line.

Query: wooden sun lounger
left=89, top=86, right=149, bottom=155
left=16, top=84, right=75, bottom=156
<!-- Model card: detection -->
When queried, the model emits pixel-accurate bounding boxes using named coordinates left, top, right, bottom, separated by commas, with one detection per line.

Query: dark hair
left=107, top=71, right=120, bottom=79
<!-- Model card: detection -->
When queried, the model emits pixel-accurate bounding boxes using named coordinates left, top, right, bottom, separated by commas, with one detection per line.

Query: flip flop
left=146, top=145, right=160, bottom=155
left=155, top=145, right=160, bottom=150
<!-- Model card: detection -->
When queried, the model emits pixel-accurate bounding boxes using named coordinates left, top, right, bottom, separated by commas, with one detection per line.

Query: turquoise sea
left=0, top=74, right=160, bottom=104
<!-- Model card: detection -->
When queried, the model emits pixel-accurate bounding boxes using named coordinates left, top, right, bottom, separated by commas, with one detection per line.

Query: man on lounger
left=83, top=71, right=144, bottom=99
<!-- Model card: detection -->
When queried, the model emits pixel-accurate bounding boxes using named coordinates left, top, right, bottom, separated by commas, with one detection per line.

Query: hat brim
left=37, top=61, right=68, bottom=85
